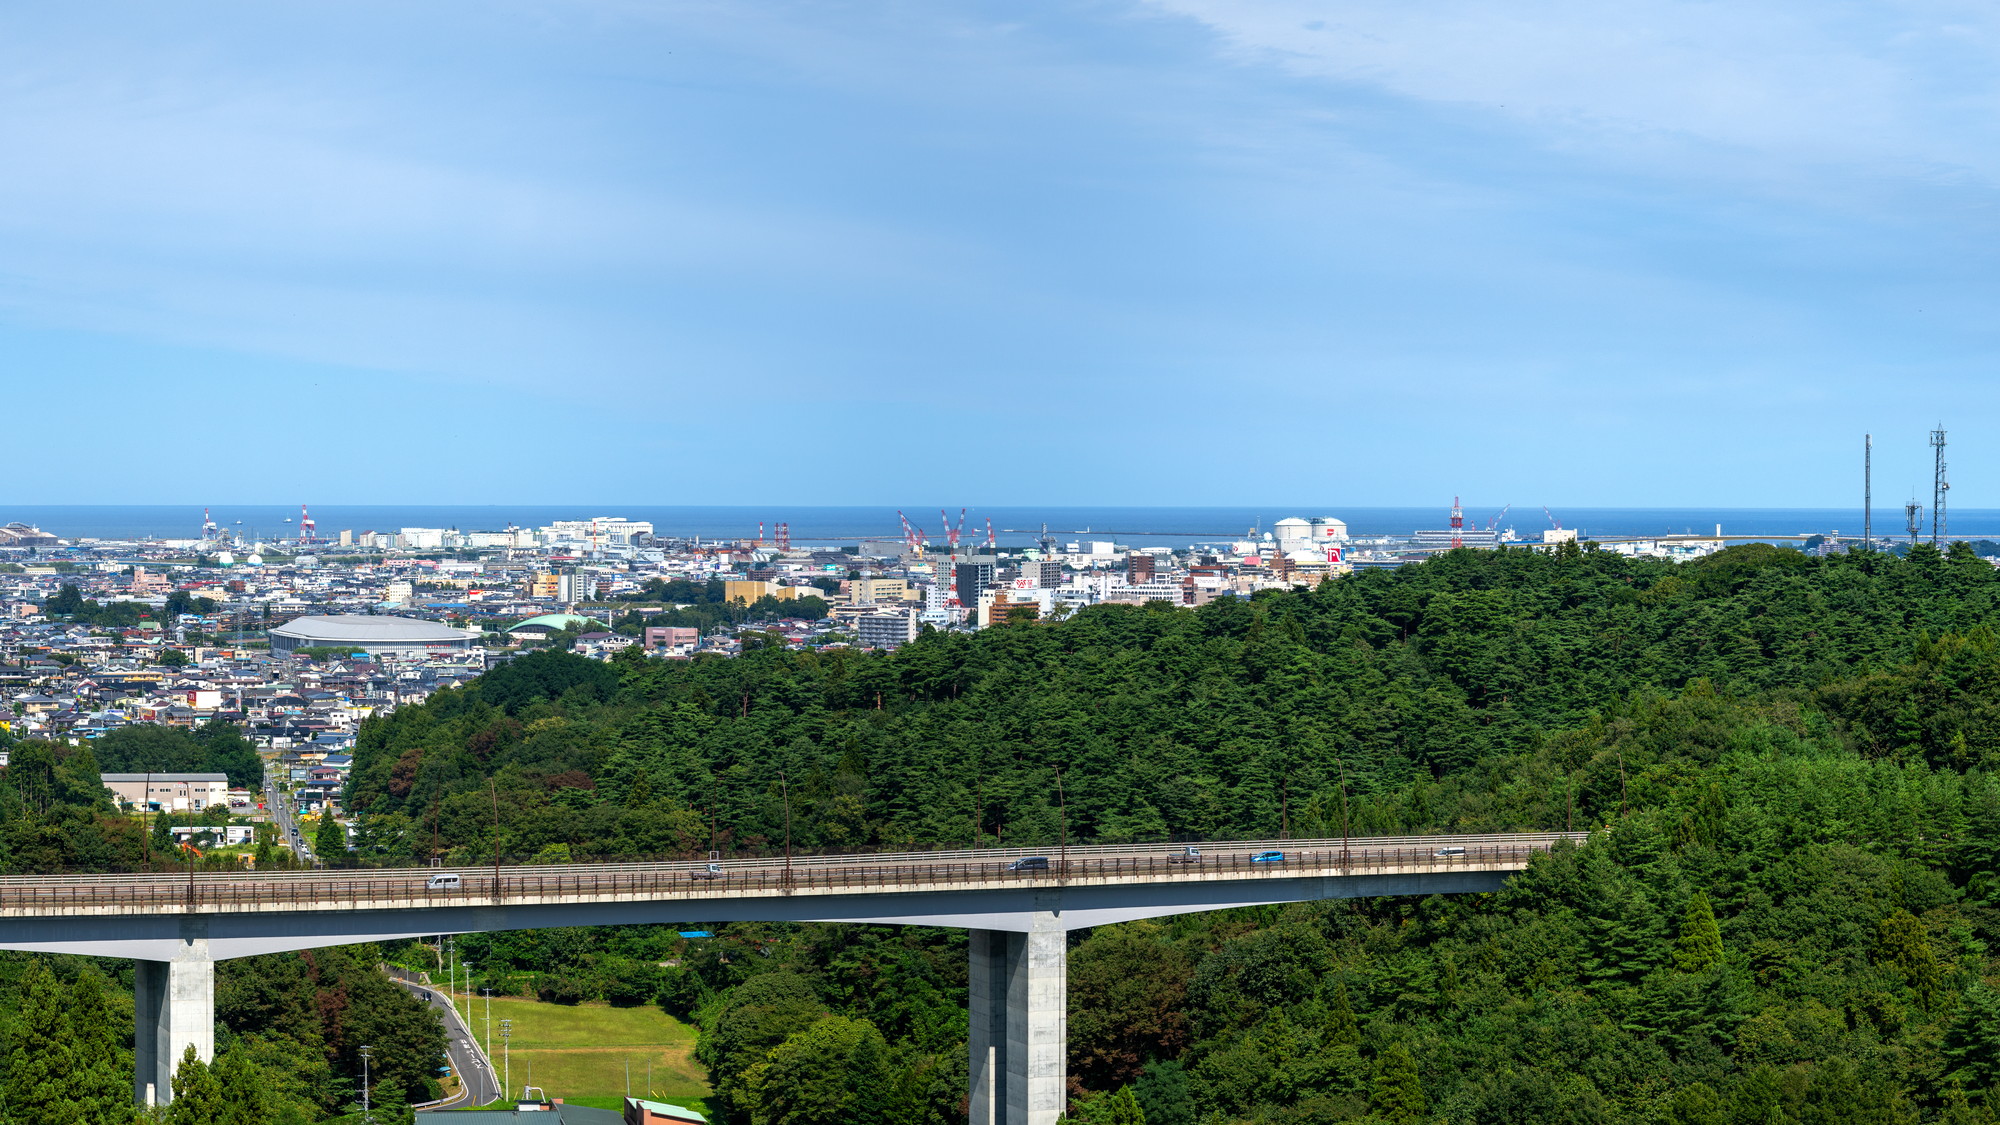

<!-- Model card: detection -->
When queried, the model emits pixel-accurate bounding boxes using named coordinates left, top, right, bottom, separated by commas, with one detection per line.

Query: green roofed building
left=505, top=613, right=610, bottom=638
left=417, top=1102, right=625, bottom=1123
left=624, top=1098, right=707, bottom=1125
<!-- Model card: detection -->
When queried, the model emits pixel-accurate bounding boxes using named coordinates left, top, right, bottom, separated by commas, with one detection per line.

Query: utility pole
left=360, top=1045, right=374, bottom=1124
left=501, top=1020, right=512, bottom=1103
left=483, top=988, right=492, bottom=1060
left=461, top=961, right=473, bottom=1034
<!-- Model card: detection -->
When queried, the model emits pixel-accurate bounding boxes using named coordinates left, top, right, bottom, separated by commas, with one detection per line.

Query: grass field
left=462, top=996, right=709, bottom=1110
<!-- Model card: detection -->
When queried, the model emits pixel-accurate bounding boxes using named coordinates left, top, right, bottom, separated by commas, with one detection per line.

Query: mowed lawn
left=472, top=996, right=708, bottom=1107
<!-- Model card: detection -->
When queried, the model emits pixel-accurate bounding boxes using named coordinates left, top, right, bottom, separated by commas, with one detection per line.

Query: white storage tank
left=1273, top=517, right=1313, bottom=553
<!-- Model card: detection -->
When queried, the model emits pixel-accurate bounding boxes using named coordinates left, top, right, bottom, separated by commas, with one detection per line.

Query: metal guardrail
left=0, top=833, right=1586, bottom=916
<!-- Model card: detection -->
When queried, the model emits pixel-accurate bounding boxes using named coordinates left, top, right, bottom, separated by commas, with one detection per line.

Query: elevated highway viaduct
left=0, top=832, right=1585, bottom=1120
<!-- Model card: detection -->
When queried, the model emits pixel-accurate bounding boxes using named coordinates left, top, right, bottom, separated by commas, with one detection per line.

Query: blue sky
left=3, top=0, right=1997, bottom=506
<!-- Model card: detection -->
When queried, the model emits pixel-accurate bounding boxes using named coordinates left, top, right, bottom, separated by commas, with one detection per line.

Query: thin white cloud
left=1145, top=0, right=2000, bottom=185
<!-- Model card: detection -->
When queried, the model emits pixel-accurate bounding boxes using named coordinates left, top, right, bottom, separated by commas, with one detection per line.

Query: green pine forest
left=19, top=540, right=2000, bottom=1121
left=339, top=541, right=2000, bottom=1124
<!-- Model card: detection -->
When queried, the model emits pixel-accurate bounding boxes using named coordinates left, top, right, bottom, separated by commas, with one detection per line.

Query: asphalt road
left=392, top=976, right=501, bottom=1108
left=262, top=777, right=312, bottom=863
left=0, top=832, right=1588, bottom=909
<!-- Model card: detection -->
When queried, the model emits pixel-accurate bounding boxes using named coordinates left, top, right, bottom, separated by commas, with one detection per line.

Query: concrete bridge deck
left=0, top=831, right=1586, bottom=1118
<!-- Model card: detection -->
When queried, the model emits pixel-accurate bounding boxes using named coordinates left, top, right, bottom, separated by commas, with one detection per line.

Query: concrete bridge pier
left=133, top=922, right=214, bottom=1106
left=968, top=911, right=1067, bottom=1125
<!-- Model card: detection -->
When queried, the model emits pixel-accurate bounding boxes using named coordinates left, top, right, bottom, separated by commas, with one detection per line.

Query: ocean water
left=0, top=505, right=1984, bottom=549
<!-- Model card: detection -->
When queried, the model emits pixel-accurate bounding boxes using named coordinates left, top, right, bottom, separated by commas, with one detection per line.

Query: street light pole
left=1055, top=766, right=1067, bottom=875
left=483, top=988, right=493, bottom=1060
left=779, top=770, right=792, bottom=889
left=1336, top=752, right=1351, bottom=871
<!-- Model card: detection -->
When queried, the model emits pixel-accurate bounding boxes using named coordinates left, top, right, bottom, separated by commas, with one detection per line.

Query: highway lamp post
left=1054, top=766, right=1067, bottom=875
left=779, top=770, right=792, bottom=889
left=359, top=1044, right=373, bottom=1124
left=483, top=988, right=493, bottom=1059
left=490, top=779, right=503, bottom=899
left=1336, top=753, right=1351, bottom=871
left=462, top=962, right=473, bottom=1032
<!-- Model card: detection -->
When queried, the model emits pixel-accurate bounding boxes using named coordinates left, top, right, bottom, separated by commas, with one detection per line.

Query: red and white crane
left=896, top=510, right=926, bottom=557
left=298, top=505, right=316, bottom=542
left=941, top=508, right=968, bottom=554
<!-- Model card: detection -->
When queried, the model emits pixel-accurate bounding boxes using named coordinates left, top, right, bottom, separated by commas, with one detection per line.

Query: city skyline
left=4, top=2, right=1997, bottom=505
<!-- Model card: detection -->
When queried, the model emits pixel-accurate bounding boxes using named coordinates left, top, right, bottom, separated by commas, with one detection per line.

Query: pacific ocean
left=0, top=505, right=1982, bottom=549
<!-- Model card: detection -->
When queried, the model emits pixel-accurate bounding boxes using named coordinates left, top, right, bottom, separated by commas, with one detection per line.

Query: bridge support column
left=134, top=923, right=213, bottom=1107
left=969, top=912, right=1066, bottom=1125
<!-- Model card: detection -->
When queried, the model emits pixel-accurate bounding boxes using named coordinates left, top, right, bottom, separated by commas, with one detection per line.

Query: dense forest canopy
left=22, top=541, right=2000, bottom=1122
left=346, top=541, right=2000, bottom=1124
left=345, top=541, right=2000, bottom=862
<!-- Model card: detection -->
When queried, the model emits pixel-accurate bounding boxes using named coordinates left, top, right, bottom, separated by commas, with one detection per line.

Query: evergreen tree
left=1370, top=1043, right=1426, bottom=1124
left=1102, top=1087, right=1145, bottom=1125
left=70, top=966, right=132, bottom=1125
left=1667, top=1082, right=1724, bottom=1125
left=4, top=960, right=83, bottom=1123
left=371, top=1078, right=416, bottom=1125
left=169, top=1045, right=224, bottom=1125
left=1875, top=909, right=1944, bottom=1011
left=1130, top=1062, right=1195, bottom=1125
left=314, top=815, right=346, bottom=862
left=1948, top=985, right=2000, bottom=1089
left=1327, top=980, right=1361, bottom=1047
left=213, top=1044, right=272, bottom=1125
left=1674, top=891, right=1725, bottom=972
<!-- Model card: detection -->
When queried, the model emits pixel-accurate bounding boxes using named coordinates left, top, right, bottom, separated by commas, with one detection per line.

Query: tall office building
left=1126, top=553, right=1156, bottom=584
left=954, top=558, right=997, bottom=608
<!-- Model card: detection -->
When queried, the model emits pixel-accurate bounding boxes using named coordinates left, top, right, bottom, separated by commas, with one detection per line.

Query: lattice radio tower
left=1931, top=427, right=1949, bottom=546
left=1863, top=434, right=1871, bottom=546
left=1905, top=498, right=1924, bottom=546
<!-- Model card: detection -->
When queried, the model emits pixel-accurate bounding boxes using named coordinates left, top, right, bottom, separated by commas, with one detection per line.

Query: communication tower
left=775, top=522, right=791, bottom=551
left=1863, top=435, right=1872, bottom=546
left=1931, top=427, right=1949, bottom=546
left=1906, top=498, right=1924, bottom=545
left=1449, top=496, right=1464, bottom=549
